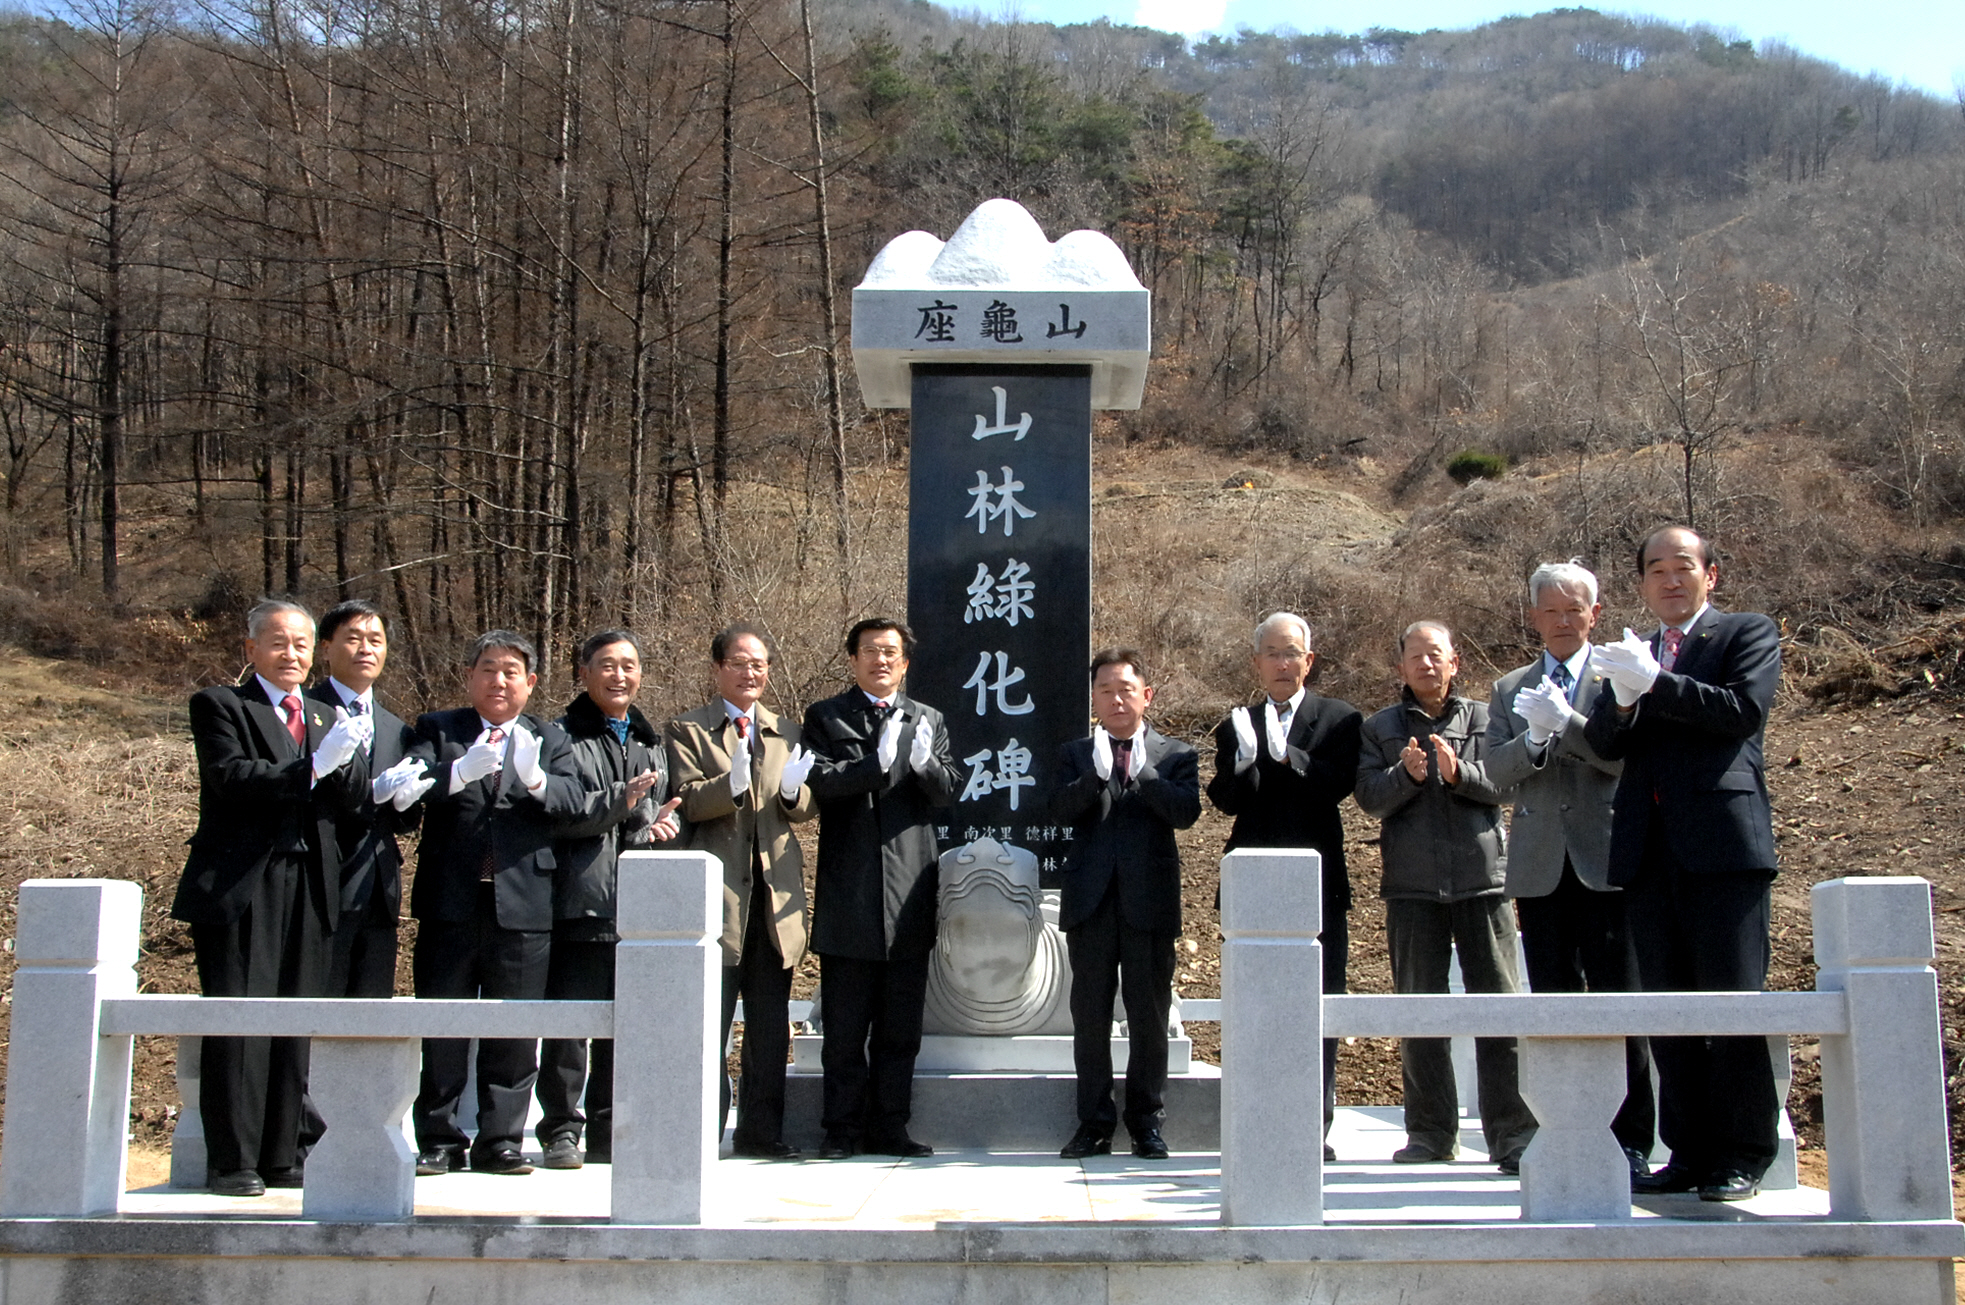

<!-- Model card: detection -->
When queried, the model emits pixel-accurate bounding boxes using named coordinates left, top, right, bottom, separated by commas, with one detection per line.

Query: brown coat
left=665, top=700, right=818, bottom=966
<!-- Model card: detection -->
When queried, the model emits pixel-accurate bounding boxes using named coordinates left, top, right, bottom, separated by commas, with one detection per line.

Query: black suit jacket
left=1048, top=724, right=1201, bottom=934
left=1583, top=608, right=1781, bottom=885
left=405, top=706, right=584, bottom=932
left=172, top=680, right=361, bottom=930
left=306, top=682, right=420, bottom=922
left=1206, top=694, right=1363, bottom=912
left=802, top=688, right=960, bottom=961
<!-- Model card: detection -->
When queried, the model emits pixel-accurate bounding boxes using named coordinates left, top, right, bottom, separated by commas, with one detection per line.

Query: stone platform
left=2, top=1110, right=1955, bottom=1305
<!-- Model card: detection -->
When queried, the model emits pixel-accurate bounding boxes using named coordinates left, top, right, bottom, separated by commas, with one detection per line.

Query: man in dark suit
left=406, top=630, right=582, bottom=1177
left=307, top=600, right=421, bottom=999
left=1205, top=612, right=1361, bottom=1161
left=1052, top=649, right=1201, bottom=1161
left=171, top=598, right=368, bottom=1196
left=1486, top=562, right=1653, bottom=1183
left=1586, top=526, right=1782, bottom=1203
left=803, top=617, right=961, bottom=1159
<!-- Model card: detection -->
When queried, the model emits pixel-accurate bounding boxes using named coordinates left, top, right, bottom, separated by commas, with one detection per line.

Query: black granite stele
left=906, top=363, right=1092, bottom=886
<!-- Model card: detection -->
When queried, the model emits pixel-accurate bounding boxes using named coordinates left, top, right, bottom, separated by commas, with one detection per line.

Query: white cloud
left=1131, top=0, right=1225, bottom=36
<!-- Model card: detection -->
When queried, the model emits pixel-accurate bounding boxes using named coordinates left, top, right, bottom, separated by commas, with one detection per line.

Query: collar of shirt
left=479, top=715, right=517, bottom=735
left=1106, top=723, right=1146, bottom=744
left=1544, top=646, right=1590, bottom=684
left=254, top=674, right=301, bottom=716
left=1266, top=686, right=1307, bottom=720
left=327, top=676, right=374, bottom=715
left=860, top=689, right=894, bottom=709
left=1663, top=603, right=1711, bottom=640
left=721, top=699, right=756, bottom=729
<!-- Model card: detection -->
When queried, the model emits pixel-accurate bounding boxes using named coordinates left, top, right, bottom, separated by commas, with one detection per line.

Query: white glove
left=1230, top=707, right=1257, bottom=773
left=450, top=730, right=505, bottom=792
left=876, top=713, right=903, bottom=770
left=1092, top=725, right=1114, bottom=780
left=728, top=722, right=752, bottom=798
left=392, top=761, right=434, bottom=811
left=778, top=744, right=814, bottom=801
left=371, top=755, right=420, bottom=805
left=509, top=723, right=546, bottom=794
left=1512, top=676, right=1572, bottom=746
left=1596, top=629, right=1662, bottom=708
left=312, top=706, right=369, bottom=780
left=1264, top=702, right=1289, bottom=762
left=909, top=718, right=936, bottom=774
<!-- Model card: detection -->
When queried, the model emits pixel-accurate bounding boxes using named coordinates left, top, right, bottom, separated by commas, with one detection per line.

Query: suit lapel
left=241, top=681, right=299, bottom=760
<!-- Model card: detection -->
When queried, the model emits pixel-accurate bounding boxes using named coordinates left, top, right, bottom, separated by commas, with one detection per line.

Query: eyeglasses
left=856, top=646, right=906, bottom=662
left=720, top=659, right=770, bottom=673
left=1259, top=649, right=1309, bottom=663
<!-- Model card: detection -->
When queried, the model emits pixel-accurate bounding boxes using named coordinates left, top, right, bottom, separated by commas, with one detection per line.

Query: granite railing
left=0, top=850, right=1951, bottom=1232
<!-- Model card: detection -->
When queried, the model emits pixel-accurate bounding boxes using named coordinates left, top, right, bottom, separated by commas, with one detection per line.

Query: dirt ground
left=3, top=638, right=1964, bottom=1180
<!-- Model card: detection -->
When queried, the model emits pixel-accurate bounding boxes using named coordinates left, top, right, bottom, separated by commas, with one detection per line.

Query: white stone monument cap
left=851, top=198, right=1151, bottom=409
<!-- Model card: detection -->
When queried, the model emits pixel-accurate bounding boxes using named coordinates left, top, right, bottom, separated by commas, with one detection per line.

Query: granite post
left=1219, top=849, right=1323, bottom=1226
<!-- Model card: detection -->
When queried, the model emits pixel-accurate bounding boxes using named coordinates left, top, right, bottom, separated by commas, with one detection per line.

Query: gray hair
left=1528, top=560, right=1599, bottom=608
left=1251, top=611, right=1313, bottom=652
left=1396, top=619, right=1454, bottom=658
left=246, top=598, right=313, bottom=641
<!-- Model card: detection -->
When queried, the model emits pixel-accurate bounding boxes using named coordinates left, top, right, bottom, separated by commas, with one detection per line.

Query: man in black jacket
left=1051, top=649, right=1201, bottom=1161
left=405, top=630, right=583, bottom=1177
left=803, top=618, right=960, bottom=1159
left=535, top=629, right=679, bottom=1169
left=306, top=600, right=421, bottom=999
left=1586, top=526, right=1783, bottom=1203
left=172, top=598, right=368, bottom=1196
left=1206, top=612, right=1361, bottom=1160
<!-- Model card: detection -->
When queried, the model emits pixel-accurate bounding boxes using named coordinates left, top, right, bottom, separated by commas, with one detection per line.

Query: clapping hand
left=1263, top=702, right=1289, bottom=762
left=451, top=729, right=505, bottom=790
left=371, top=755, right=421, bottom=805
left=778, top=744, right=815, bottom=800
left=909, top=718, right=936, bottom=774
left=312, top=705, right=370, bottom=781
left=1401, top=735, right=1430, bottom=782
left=876, top=712, right=904, bottom=770
left=508, top=722, right=546, bottom=794
left=1092, top=725, right=1114, bottom=780
left=1430, top=734, right=1460, bottom=786
left=391, top=759, right=434, bottom=811
left=1594, top=628, right=1662, bottom=707
left=649, top=795, right=682, bottom=842
left=728, top=722, right=753, bottom=798
left=1230, top=707, right=1258, bottom=772
left=1512, top=676, right=1572, bottom=745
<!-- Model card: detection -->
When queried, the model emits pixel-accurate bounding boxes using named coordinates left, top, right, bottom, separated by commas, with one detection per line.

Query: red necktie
left=1115, top=738, right=1132, bottom=783
left=734, top=715, right=749, bottom=741
left=1661, top=627, right=1684, bottom=671
left=281, top=695, right=305, bottom=749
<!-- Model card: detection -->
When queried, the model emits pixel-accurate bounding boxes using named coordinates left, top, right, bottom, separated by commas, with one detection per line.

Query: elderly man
left=406, top=630, right=583, bottom=1178
left=1206, top=612, right=1361, bottom=1161
left=1486, top=563, right=1653, bottom=1183
left=803, top=618, right=961, bottom=1160
left=1356, top=620, right=1536, bottom=1173
left=1051, top=649, right=1201, bottom=1161
left=173, top=598, right=369, bottom=1195
left=1587, top=526, right=1782, bottom=1203
left=668, top=623, right=819, bottom=1161
left=535, top=629, right=681, bottom=1170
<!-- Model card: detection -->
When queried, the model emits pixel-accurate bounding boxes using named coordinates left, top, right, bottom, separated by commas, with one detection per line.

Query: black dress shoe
left=261, top=1166, right=304, bottom=1189
left=1323, top=1143, right=1337, bottom=1163
left=865, top=1133, right=933, bottom=1158
left=1496, top=1150, right=1525, bottom=1176
left=731, top=1139, right=802, bottom=1161
left=1699, top=1169, right=1760, bottom=1203
left=1624, top=1147, right=1652, bottom=1183
left=210, top=1169, right=266, bottom=1197
left=1632, top=1161, right=1703, bottom=1194
left=1059, top=1126, right=1113, bottom=1160
left=416, top=1147, right=465, bottom=1176
left=817, top=1132, right=856, bottom=1160
left=471, top=1146, right=534, bottom=1175
left=1130, top=1128, right=1170, bottom=1160
left=541, top=1136, right=583, bottom=1170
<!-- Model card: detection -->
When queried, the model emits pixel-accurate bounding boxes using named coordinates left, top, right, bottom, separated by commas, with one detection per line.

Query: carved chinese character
left=1045, top=303, right=1088, bottom=340
left=915, top=300, right=958, bottom=342
left=979, top=299, right=1024, bottom=343
left=962, top=650, right=1035, bottom=716
left=970, top=385, right=1032, bottom=441
left=964, top=466, right=1036, bottom=537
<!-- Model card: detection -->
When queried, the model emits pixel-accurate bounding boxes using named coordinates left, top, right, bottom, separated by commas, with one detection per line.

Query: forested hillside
left=0, top=0, right=1961, bottom=711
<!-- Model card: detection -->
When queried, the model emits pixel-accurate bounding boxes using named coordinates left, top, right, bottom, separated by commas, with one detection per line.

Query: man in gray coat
left=1486, top=562, right=1653, bottom=1182
left=1356, top=620, right=1536, bottom=1172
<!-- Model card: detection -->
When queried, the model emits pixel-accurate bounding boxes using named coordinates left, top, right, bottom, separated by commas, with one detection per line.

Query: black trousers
left=718, top=876, right=794, bottom=1146
left=1066, top=884, right=1176, bottom=1138
left=1516, top=862, right=1656, bottom=1156
left=190, top=855, right=327, bottom=1175
left=1386, top=895, right=1538, bottom=1160
left=1626, top=825, right=1778, bottom=1178
left=1321, top=905, right=1349, bottom=1138
left=412, top=883, right=551, bottom=1157
left=326, top=889, right=398, bottom=998
left=536, top=934, right=616, bottom=1153
left=818, top=949, right=930, bottom=1141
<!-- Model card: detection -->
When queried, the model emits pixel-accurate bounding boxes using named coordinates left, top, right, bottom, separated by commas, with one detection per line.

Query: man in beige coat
left=666, top=622, right=818, bottom=1159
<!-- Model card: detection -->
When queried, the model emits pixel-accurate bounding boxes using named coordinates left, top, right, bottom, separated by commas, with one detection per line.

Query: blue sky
left=961, top=1, right=1963, bottom=96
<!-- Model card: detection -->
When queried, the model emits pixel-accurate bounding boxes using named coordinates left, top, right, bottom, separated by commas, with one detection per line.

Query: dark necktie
left=1550, top=661, right=1572, bottom=691
left=480, top=726, right=507, bottom=880
left=1661, top=627, right=1684, bottom=671
left=281, top=695, right=305, bottom=749
left=347, top=697, right=367, bottom=716
left=1114, top=737, right=1132, bottom=784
